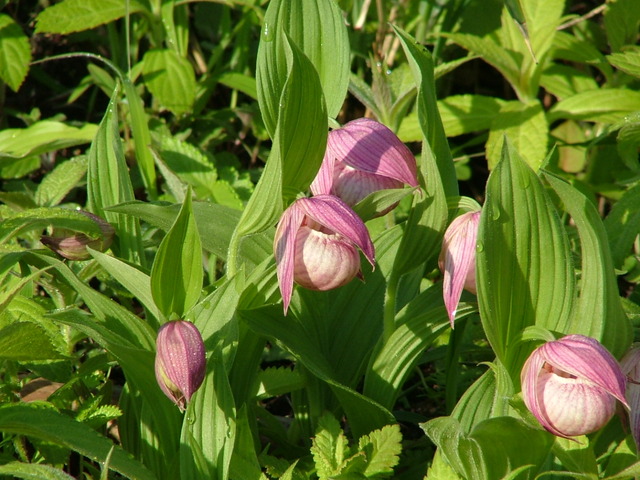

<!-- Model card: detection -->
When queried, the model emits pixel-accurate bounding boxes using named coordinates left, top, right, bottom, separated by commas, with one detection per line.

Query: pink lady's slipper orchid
left=274, top=194, right=375, bottom=314
left=521, top=334, right=628, bottom=438
left=620, top=344, right=640, bottom=447
left=438, top=211, right=480, bottom=327
left=41, top=211, right=115, bottom=261
left=310, top=118, right=419, bottom=210
left=155, top=320, right=206, bottom=410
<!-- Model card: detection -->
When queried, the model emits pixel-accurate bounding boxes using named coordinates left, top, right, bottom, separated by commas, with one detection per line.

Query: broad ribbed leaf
left=87, top=88, right=145, bottom=265
left=256, top=0, right=348, bottom=133
left=476, top=140, right=575, bottom=380
left=150, top=193, right=202, bottom=319
left=0, top=404, right=155, bottom=480
left=392, top=27, right=454, bottom=278
left=548, top=88, right=640, bottom=124
left=544, top=173, right=632, bottom=358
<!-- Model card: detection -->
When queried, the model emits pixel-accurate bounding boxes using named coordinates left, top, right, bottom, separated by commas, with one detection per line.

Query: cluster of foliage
left=0, top=0, right=639, bottom=478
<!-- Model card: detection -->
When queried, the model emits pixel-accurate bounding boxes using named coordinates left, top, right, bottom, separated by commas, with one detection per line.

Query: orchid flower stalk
left=310, top=118, right=418, bottom=212
left=521, top=334, right=628, bottom=438
left=155, top=320, right=206, bottom=410
left=274, top=194, right=375, bottom=314
left=439, top=210, right=481, bottom=327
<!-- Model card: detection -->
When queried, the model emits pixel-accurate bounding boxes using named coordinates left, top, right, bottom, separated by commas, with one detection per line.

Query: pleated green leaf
left=256, top=0, right=348, bottom=134
left=544, top=172, right=632, bottom=358
left=476, top=140, right=575, bottom=379
left=142, top=49, right=196, bottom=116
left=604, top=183, right=640, bottom=269
left=87, top=87, right=145, bottom=265
left=0, top=403, right=155, bottom=480
left=150, top=192, right=202, bottom=319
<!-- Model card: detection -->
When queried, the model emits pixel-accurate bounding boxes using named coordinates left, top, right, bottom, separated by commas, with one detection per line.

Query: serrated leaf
left=549, top=88, right=640, bottom=124
left=486, top=100, right=548, bottom=170
left=142, top=49, right=196, bottom=115
left=540, top=64, right=599, bottom=100
left=0, top=14, right=31, bottom=92
left=150, top=192, right=202, bottom=318
left=311, top=413, right=348, bottom=479
left=0, top=121, right=98, bottom=160
left=437, top=95, right=506, bottom=137
left=604, top=0, right=640, bottom=52
left=35, top=0, right=148, bottom=34
left=358, top=424, right=402, bottom=477
left=0, top=462, right=76, bottom=480
left=35, top=156, right=88, bottom=207
left=608, top=48, right=640, bottom=78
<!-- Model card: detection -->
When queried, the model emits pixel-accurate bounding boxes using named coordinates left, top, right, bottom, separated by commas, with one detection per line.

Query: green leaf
left=35, top=156, right=88, bottom=207
left=604, top=183, right=640, bottom=269
left=311, top=413, right=349, bottom=479
left=540, top=64, right=599, bottom=100
left=0, top=462, right=75, bottom=480
left=604, top=0, right=640, bottom=52
left=256, top=366, right=305, bottom=399
left=608, top=48, right=640, bottom=78
left=150, top=192, right=202, bottom=319
left=358, top=424, right=402, bottom=477
left=363, top=285, right=476, bottom=409
left=0, top=14, right=31, bottom=92
left=552, top=437, right=598, bottom=477
left=87, top=87, right=145, bottom=265
left=0, top=297, right=68, bottom=361
left=422, top=416, right=552, bottom=480
left=437, top=94, right=506, bottom=137
left=142, top=49, right=196, bottom=115
left=158, top=135, right=217, bottom=198
left=35, top=0, right=148, bottom=34
left=256, top=0, right=348, bottom=133
left=107, top=201, right=273, bottom=270
left=544, top=172, right=632, bottom=358
left=548, top=88, right=640, bottom=124
left=0, top=121, right=98, bottom=160
left=477, top=140, right=575, bottom=380
left=486, top=100, right=548, bottom=170
left=229, top=33, right=327, bottom=273
left=0, top=403, right=155, bottom=480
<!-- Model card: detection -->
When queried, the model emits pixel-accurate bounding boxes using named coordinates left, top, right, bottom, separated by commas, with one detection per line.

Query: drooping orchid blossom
left=310, top=118, right=418, bottom=212
left=274, top=194, right=375, bottom=314
left=521, top=334, right=628, bottom=438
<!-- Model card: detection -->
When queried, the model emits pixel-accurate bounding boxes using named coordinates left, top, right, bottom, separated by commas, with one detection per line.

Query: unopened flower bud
left=521, top=334, right=628, bottom=438
left=438, top=210, right=480, bottom=327
left=41, top=211, right=115, bottom=260
left=155, top=320, right=206, bottom=410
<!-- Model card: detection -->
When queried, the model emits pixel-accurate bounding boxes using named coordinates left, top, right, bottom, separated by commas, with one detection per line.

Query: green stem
left=382, top=271, right=400, bottom=344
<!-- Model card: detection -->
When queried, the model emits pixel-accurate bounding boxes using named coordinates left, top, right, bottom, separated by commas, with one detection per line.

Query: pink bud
left=155, top=320, right=206, bottom=410
left=438, top=211, right=480, bottom=327
left=521, top=334, right=628, bottom=438
left=310, top=118, right=418, bottom=214
left=274, top=194, right=375, bottom=314
left=41, top=211, right=115, bottom=261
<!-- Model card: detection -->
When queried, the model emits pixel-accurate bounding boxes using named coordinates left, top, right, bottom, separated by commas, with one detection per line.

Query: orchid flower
left=521, top=334, right=628, bottom=438
left=439, top=210, right=481, bottom=327
left=310, top=118, right=418, bottom=212
left=620, top=343, right=640, bottom=448
left=274, top=194, right=375, bottom=314
left=155, top=320, right=206, bottom=410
